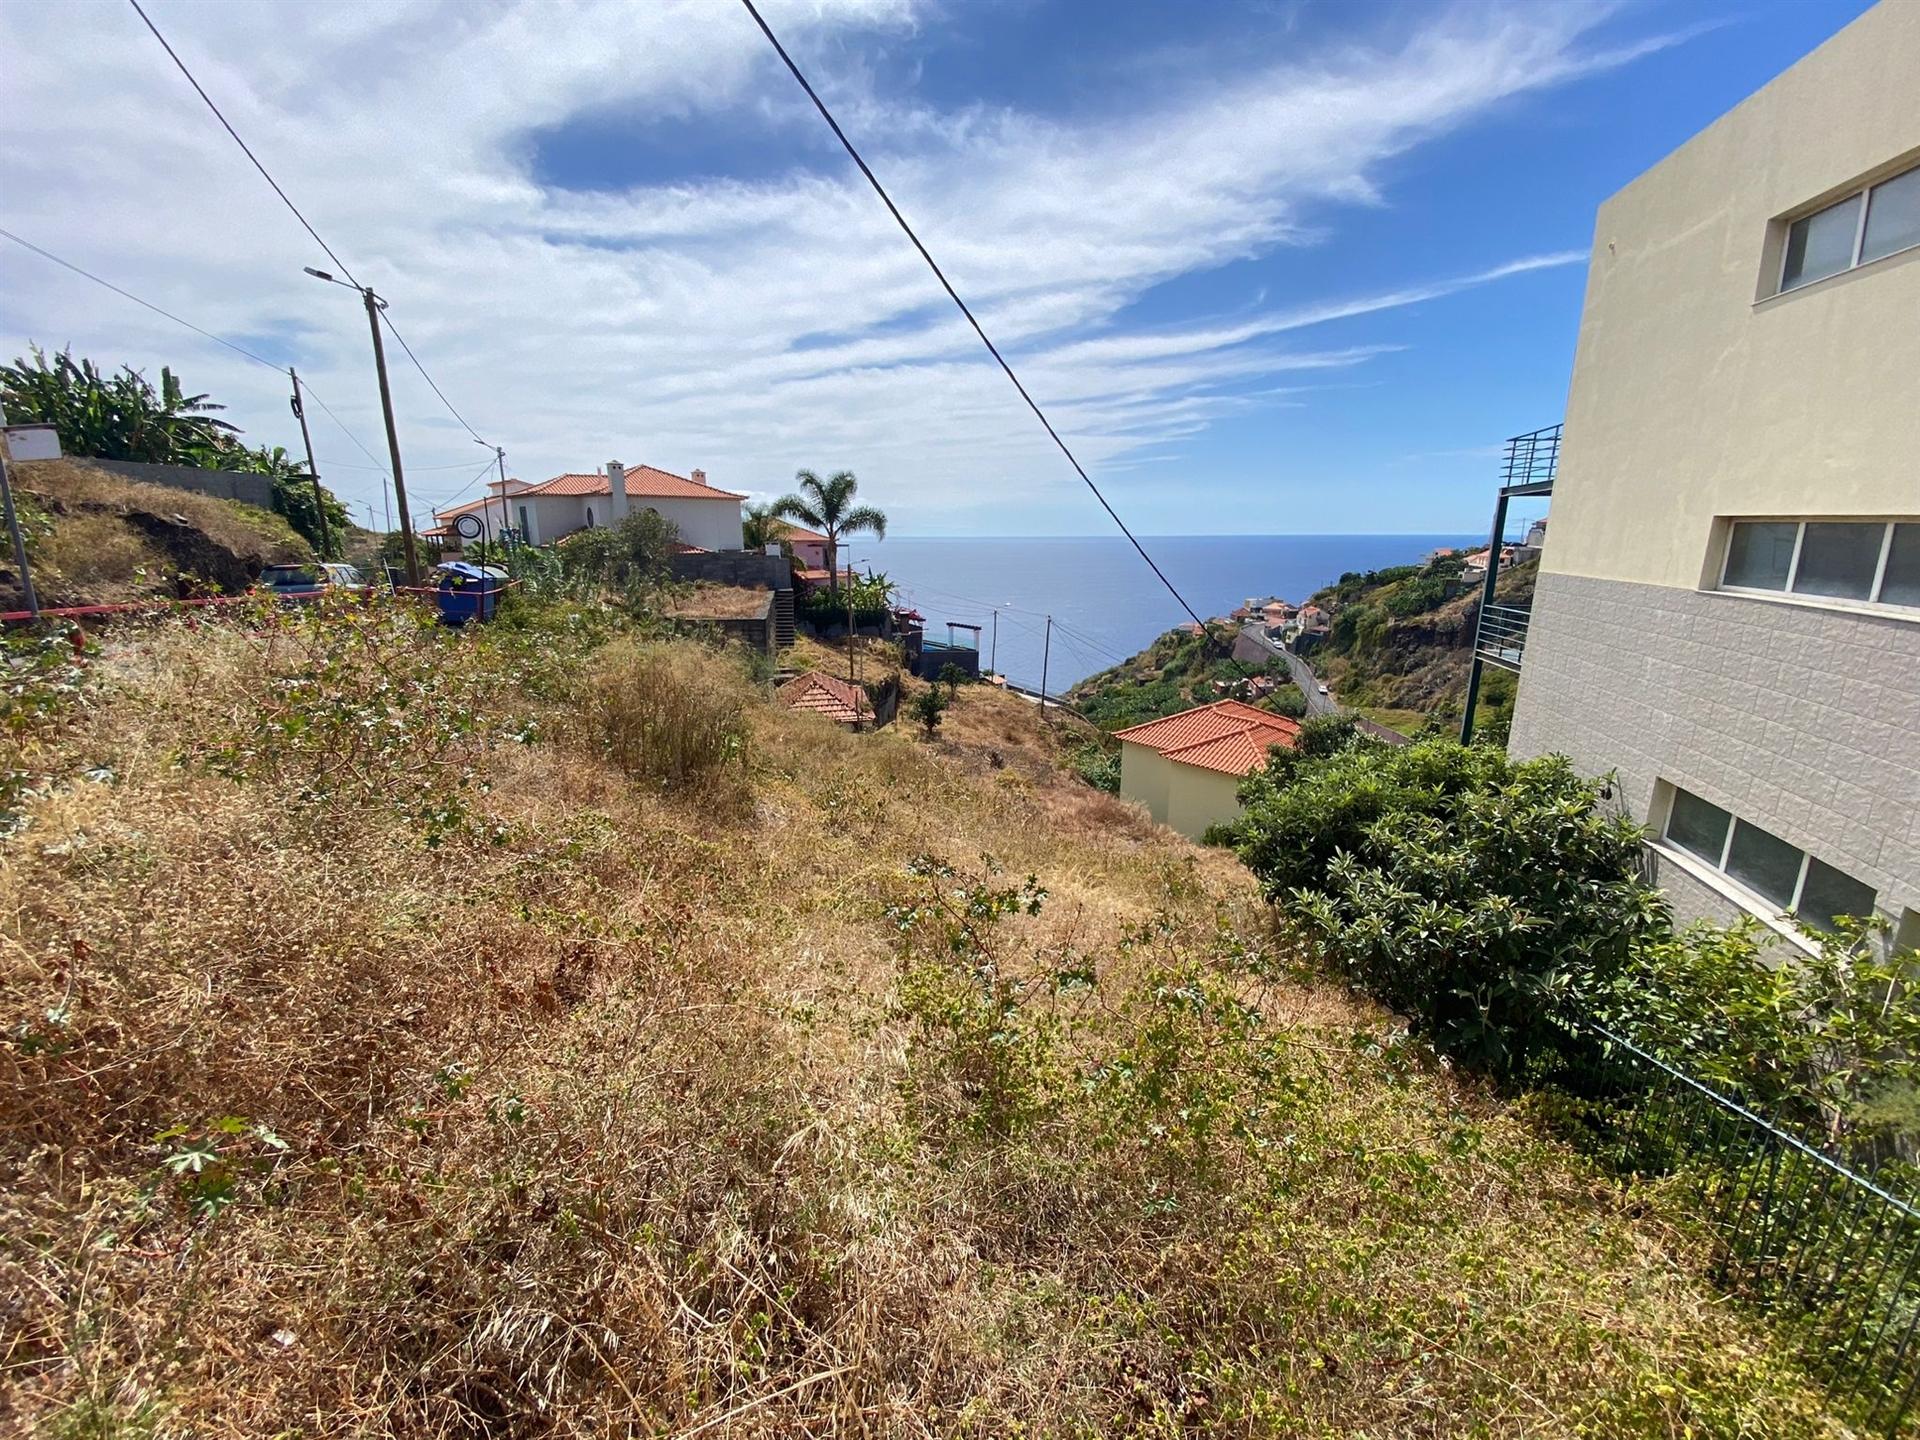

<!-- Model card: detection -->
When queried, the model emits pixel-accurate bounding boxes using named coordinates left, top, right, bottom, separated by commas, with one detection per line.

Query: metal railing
left=1569, top=1023, right=1920, bottom=1435
left=1473, top=602, right=1530, bottom=671
left=1501, top=422, right=1562, bottom=490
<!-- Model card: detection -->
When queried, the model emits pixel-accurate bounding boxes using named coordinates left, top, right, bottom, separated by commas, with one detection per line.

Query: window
left=1779, top=162, right=1920, bottom=292
left=1720, top=519, right=1920, bottom=611
left=1660, top=784, right=1878, bottom=935
left=517, top=504, right=530, bottom=540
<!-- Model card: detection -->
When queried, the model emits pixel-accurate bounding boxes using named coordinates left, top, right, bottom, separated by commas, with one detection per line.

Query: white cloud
left=1, top=0, right=1652, bottom=531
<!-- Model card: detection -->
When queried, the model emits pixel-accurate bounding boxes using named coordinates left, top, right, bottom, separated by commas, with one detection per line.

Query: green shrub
left=911, top=686, right=947, bottom=737
left=1602, top=915, right=1920, bottom=1160
left=1226, top=736, right=1661, bottom=1072
left=1071, top=742, right=1120, bottom=793
left=797, top=572, right=893, bottom=628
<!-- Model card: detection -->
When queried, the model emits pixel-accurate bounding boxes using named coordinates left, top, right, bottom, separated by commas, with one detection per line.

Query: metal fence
left=1569, top=1022, right=1920, bottom=1435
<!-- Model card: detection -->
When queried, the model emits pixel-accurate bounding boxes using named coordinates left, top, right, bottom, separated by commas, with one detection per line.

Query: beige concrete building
left=1508, top=0, right=1920, bottom=952
left=1116, top=701, right=1301, bottom=841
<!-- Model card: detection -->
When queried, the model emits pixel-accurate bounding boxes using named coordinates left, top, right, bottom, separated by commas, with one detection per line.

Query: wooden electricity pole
left=287, top=367, right=331, bottom=557
left=362, top=288, right=420, bottom=585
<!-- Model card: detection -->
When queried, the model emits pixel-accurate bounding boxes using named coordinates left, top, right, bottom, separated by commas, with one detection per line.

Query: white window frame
left=1777, top=161, right=1920, bottom=294
left=1718, top=518, right=1918, bottom=613
left=1658, top=784, right=1877, bottom=936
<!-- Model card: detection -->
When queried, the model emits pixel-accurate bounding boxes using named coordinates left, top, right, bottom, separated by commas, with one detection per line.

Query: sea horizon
left=833, top=532, right=1481, bottom=693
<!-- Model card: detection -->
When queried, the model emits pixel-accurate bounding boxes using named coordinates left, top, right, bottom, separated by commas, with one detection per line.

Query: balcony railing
left=1501, top=423, right=1561, bottom=493
left=1474, top=602, right=1531, bottom=672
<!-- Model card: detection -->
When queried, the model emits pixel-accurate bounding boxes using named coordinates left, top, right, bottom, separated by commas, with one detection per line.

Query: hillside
left=1067, top=622, right=1301, bottom=731
left=0, top=595, right=1861, bottom=1436
left=5, top=457, right=313, bottom=608
left=1303, top=553, right=1538, bottom=736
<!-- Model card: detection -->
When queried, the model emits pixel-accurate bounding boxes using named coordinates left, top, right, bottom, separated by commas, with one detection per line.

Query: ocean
left=832, top=534, right=1479, bottom=692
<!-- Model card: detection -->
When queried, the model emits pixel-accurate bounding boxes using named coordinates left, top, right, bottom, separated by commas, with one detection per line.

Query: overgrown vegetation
left=9, top=458, right=313, bottom=606
left=797, top=569, right=894, bottom=628
left=0, top=598, right=1869, bottom=1435
left=1070, top=624, right=1302, bottom=731
left=2, top=348, right=352, bottom=556
left=1225, top=728, right=1920, bottom=1160
left=1303, top=551, right=1534, bottom=735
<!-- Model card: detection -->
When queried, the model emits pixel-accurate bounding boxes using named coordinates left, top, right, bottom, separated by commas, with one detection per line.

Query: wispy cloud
left=0, top=0, right=1659, bottom=531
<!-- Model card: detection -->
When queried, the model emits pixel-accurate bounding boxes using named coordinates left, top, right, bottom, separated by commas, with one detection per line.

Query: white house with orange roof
left=1113, top=699, right=1302, bottom=840
left=433, top=461, right=746, bottom=551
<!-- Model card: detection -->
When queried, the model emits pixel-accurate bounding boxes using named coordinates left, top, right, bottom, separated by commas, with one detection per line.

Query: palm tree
left=741, top=502, right=794, bottom=554
left=770, top=469, right=886, bottom=592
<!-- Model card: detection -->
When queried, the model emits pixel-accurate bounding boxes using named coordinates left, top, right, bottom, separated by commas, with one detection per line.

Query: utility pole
left=0, top=415, right=40, bottom=619
left=1039, top=614, right=1052, bottom=725
left=990, top=608, right=998, bottom=676
left=287, top=368, right=331, bottom=558
left=847, top=590, right=856, bottom=685
left=362, top=288, right=420, bottom=585
left=492, top=446, right=510, bottom=561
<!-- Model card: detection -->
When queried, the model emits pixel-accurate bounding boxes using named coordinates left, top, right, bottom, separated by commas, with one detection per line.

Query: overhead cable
left=738, top=0, right=1242, bottom=670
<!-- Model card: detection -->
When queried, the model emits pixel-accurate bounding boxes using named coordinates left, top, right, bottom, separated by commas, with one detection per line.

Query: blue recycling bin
left=432, top=562, right=509, bottom=625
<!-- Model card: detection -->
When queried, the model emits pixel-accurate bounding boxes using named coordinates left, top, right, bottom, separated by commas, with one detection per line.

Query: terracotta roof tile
left=1113, top=700, right=1299, bottom=778
left=777, top=670, right=871, bottom=725
left=527, top=466, right=747, bottom=501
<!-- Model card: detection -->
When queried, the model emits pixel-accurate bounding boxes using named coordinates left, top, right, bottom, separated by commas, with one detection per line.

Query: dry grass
left=12, top=458, right=310, bottom=605
left=29, top=511, right=171, bottom=605
left=0, top=601, right=1863, bottom=1437
left=666, top=584, right=774, bottom=621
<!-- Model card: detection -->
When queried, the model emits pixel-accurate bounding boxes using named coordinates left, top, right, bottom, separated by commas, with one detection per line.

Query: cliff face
left=1305, top=557, right=1537, bottom=718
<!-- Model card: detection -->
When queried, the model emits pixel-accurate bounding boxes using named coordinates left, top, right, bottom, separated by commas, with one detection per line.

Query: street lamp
left=304, top=266, right=418, bottom=585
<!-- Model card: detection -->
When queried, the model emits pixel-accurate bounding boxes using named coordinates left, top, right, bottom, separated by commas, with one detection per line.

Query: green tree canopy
left=770, top=469, right=885, bottom=591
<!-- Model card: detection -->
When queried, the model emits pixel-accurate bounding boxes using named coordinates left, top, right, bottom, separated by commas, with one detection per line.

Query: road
left=1238, top=624, right=1340, bottom=716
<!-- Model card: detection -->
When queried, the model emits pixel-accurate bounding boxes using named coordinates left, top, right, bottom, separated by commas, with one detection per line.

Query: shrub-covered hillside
left=0, top=596, right=1861, bottom=1437
left=1068, top=623, right=1302, bottom=731
left=1302, top=551, right=1537, bottom=735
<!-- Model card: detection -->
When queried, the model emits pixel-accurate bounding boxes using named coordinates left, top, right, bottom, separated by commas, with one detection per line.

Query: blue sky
left=0, top=0, right=1877, bottom=534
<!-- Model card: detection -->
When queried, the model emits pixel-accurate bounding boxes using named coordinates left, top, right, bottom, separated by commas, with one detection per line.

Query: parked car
left=258, top=562, right=368, bottom=603
left=1317, top=683, right=1330, bottom=696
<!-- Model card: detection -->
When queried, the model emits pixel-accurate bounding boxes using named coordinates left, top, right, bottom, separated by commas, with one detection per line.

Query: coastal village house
left=1115, top=700, right=1301, bottom=841
left=432, top=461, right=745, bottom=551
left=1503, top=0, right=1920, bottom=953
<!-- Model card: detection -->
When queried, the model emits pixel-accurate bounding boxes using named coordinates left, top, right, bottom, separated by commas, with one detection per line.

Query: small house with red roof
left=1113, top=699, right=1301, bottom=840
left=433, top=460, right=745, bottom=551
left=777, top=670, right=874, bottom=730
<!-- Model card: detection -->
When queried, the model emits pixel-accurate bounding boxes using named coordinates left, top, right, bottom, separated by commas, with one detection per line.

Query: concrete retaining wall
left=669, top=551, right=791, bottom=590
left=89, top=459, right=277, bottom=510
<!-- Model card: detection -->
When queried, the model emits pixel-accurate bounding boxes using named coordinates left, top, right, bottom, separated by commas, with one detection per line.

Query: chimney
left=605, top=461, right=629, bottom=523
left=690, top=468, right=707, bottom=487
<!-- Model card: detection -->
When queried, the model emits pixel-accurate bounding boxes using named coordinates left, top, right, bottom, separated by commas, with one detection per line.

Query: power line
left=380, top=313, right=487, bottom=444
left=3, top=226, right=284, bottom=375
left=319, top=457, right=485, bottom=473
left=0, top=226, right=391, bottom=477
left=127, top=0, right=360, bottom=290
left=738, top=0, right=1243, bottom=675
left=127, top=0, right=488, bottom=449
